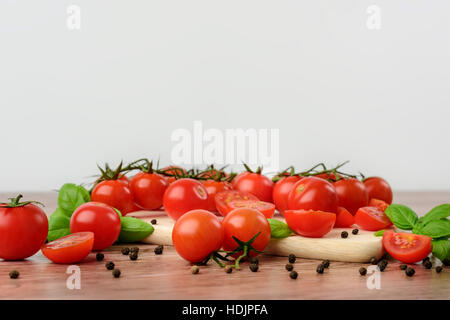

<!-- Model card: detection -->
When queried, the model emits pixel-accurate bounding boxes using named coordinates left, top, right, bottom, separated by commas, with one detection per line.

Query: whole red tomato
left=287, top=177, right=338, bottom=213
left=201, top=180, right=232, bottom=212
left=272, top=176, right=302, bottom=214
left=363, top=177, right=393, bottom=204
left=333, top=178, right=369, bottom=215
left=0, top=195, right=48, bottom=260
left=163, top=178, right=209, bottom=220
left=284, top=209, right=336, bottom=238
left=172, top=209, right=224, bottom=263
left=233, top=172, right=274, bottom=203
left=161, top=165, right=186, bottom=184
left=91, top=180, right=135, bottom=215
left=70, top=202, right=121, bottom=250
left=130, top=172, right=168, bottom=210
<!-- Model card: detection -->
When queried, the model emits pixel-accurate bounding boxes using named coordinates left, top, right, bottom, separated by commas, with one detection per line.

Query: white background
left=1, top=0, right=449, bottom=192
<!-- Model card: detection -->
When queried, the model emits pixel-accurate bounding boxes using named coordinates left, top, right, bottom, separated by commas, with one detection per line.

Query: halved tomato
left=227, top=200, right=275, bottom=219
left=215, top=190, right=258, bottom=217
left=284, top=210, right=336, bottom=238
left=334, top=207, right=354, bottom=228
left=41, top=232, right=94, bottom=264
left=369, top=198, right=389, bottom=212
left=354, top=206, right=391, bottom=231
left=382, top=230, right=431, bottom=263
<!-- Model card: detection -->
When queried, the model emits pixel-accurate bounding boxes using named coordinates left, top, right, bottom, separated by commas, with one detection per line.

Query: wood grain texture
left=0, top=191, right=449, bottom=300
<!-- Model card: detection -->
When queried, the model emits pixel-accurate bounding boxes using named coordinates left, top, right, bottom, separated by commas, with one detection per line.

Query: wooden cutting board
left=128, top=211, right=384, bottom=263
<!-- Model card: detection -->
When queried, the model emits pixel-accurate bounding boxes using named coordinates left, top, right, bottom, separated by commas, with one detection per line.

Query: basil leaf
left=117, top=217, right=154, bottom=243
left=431, top=239, right=450, bottom=262
left=374, top=229, right=386, bottom=237
left=417, top=219, right=450, bottom=239
left=47, top=208, right=71, bottom=242
left=384, top=204, right=418, bottom=230
left=57, top=183, right=91, bottom=214
left=420, top=204, right=450, bottom=225
left=268, top=219, right=293, bottom=239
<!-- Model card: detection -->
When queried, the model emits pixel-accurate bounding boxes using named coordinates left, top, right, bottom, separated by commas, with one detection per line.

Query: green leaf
left=420, top=204, right=450, bottom=225
left=57, top=183, right=91, bottom=215
left=417, top=219, right=450, bottom=239
left=268, top=219, right=294, bottom=239
left=117, top=217, right=154, bottom=243
left=384, top=204, right=418, bottom=230
left=374, top=229, right=386, bottom=237
left=431, top=239, right=450, bottom=262
left=47, top=208, right=71, bottom=242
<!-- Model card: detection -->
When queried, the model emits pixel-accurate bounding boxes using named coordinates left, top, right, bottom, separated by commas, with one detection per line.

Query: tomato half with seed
left=333, top=178, right=369, bottom=215
left=354, top=206, right=392, bottom=231
left=382, top=230, right=431, bottom=263
left=91, top=180, right=135, bottom=215
left=215, top=190, right=258, bottom=217
left=41, top=232, right=94, bottom=264
left=201, top=180, right=233, bottom=212
left=287, top=177, right=338, bottom=213
left=272, top=176, right=302, bottom=214
left=130, top=172, right=168, bottom=210
left=228, top=200, right=275, bottom=219
left=363, top=177, right=393, bottom=204
left=369, top=198, right=389, bottom=212
left=284, top=210, right=336, bottom=238
left=334, top=207, right=355, bottom=228
left=233, top=172, right=274, bottom=203
left=172, top=210, right=224, bottom=263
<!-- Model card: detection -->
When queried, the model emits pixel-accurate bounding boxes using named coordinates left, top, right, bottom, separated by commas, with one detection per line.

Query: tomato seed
left=96, top=253, right=104, bottom=261
left=112, top=269, right=121, bottom=278
left=121, top=248, right=130, bottom=255
left=341, top=231, right=348, bottom=238
left=288, top=254, right=296, bottom=263
left=289, top=271, right=298, bottom=279
left=9, top=270, right=19, bottom=279
left=359, top=267, right=367, bottom=276
left=105, top=261, right=115, bottom=270
left=405, top=267, right=415, bottom=277
left=285, top=263, right=294, bottom=271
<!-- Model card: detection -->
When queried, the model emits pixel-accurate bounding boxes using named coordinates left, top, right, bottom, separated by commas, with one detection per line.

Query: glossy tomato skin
left=222, top=208, right=271, bottom=257
left=287, top=177, right=338, bottom=213
left=130, top=172, right=168, bottom=210
left=284, top=210, right=336, bottom=238
left=41, top=232, right=94, bottom=264
left=172, top=210, right=224, bottom=263
left=354, top=206, right=392, bottom=231
left=70, top=202, right=121, bottom=250
left=273, top=176, right=302, bottom=214
left=0, top=204, right=48, bottom=260
left=161, top=166, right=186, bottom=184
left=363, top=177, right=393, bottom=204
left=91, top=180, right=135, bottom=215
left=201, top=180, right=232, bottom=212
left=228, top=200, right=275, bottom=219
left=334, top=207, right=355, bottom=228
left=369, top=198, right=389, bottom=212
left=382, top=230, right=431, bottom=263
left=233, top=172, right=274, bottom=203
left=333, top=178, right=369, bottom=215
left=163, top=178, right=209, bottom=221
left=214, top=190, right=258, bottom=217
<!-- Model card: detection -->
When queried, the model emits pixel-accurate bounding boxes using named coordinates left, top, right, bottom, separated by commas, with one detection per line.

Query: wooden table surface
left=1, top=191, right=449, bottom=300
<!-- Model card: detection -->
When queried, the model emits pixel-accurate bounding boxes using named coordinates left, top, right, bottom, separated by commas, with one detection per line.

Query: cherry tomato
left=214, top=190, right=258, bottom=217
left=172, top=209, right=224, bottom=263
left=222, top=208, right=271, bottom=257
left=287, top=177, right=338, bottom=213
left=91, top=180, right=135, bottom=215
left=163, top=178, right=209, bottom=220
left=161, top=166, right=186, bottom=184
left=41, top=232, right=94, bottom=264
left=228, top=200, right=275, bottom=219
left=334, top=207, right=355, bottom=228
left=333, top=178, right=368, bottom=215
left=363, top=177, right=393, bottom=204
left=354, top=206, right=392, bottom=231
left=272, top=176, right=302, bottom=214
left=70, top=202, right=121, bottom=250
left=130, top=172, right=168, bottom=210
left=233, top=172, right=274, bottom=203
left=0, top=197, right=48, bottom=260
left=382, top=230, right=431, bottom=263
left=369, top=198, right=389, bottom=212
left=118, top=175, right=130, bottom=185
left=315, top=172, right=342, bottom=182
left=201, top=180, right=232, bottom=212
left=284, top=209, right=336, bottom=238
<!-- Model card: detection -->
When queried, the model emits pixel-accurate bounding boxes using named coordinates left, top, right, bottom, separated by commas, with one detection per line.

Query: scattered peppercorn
left=224, top=265, right=233, bottom=274
left=400, top=264, right=407, bottom=270
left=352, top=229, right=359, bottom=235
left=154, top=245, right=163, bottom=255
left=370, top=257, right=378, bottom=265
left=121, top=248, right=130, bottom=255
left=289, top=271, right=298, bottom=279
left=341, top=231, right=348, bottom=238
left=436, top=266, right=443, bottom=273
left=322, top=260, right=330, bottom=268
left=151, top=219, right=157, bottom=225
left=249, top=264, right=259, bottom=272
left=316, top=264, right=325, bottom=274
left=249, top=257, right=259, bottom=265
left=191, top=265, right=199, bottom=274
left=130, top=247, right=139, bottom=254
left=405, top=267, right=415, bottom=277
left=105, top=261, right=115, bottom=270
left=378, top=260, right=388, bottom=272
left=9, top=270, right=19, bottom=279
left=96, top=253, right=104, bottom=261
left=112, top=269, right=121, bottom=278
left=285, top=263, right=294, bottom=271
left=422, top=257, right=430, bottom=263
left=288, top=254, right=296, bottom=263
left=129, top=252, right=138, bottom=260
left=423, top=260, right=432, bottom=269
left=359, top=267, right=367, bottom=276
left=443, top=259, right=450, bottom=266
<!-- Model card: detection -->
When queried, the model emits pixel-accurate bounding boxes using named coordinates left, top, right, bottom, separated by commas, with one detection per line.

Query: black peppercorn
left=359, top=267, right=367, bottom=276
left=370, top=257, right=378, bottom=265
left=405, top=267, right=415, bottom=277
left=436, top=266, right=443, bottom=273
left=285, top=263, right=294, bottom=271
left=151, top=219, right=157, bottom=225
left=129, top=252, right=138, bottom=260
left=316, top=264, right=325, bottom=274
left=191, top=266, right=199, bottom=274
left=422, top=256, right=430, bottom=263
left=121, top=247, right=130, bottom=255
left=105, top=261, right=115, bottom=270
left=423, top=260, right=432, bottom=269
left=322, top=260, right=330, bottom=268
left=289, top=271, right=298, bottom=279
left=9, top=270, right=19, bottom=279
left=249, top=264, right=259, bottom=272
left=288, top=254, right=296, bottom=263
left=96, top=253, right=104, bottom=261
left=400, top=264, right=407, bottom=270
left=249, top=257, right=259, bottom=265
left=352, top=229, right=359, bottom=235
left=443, top=259, right=450, bottom=266
left=154, top=245, right=163, bottom=255
left=378, top=260, right=388, bottom=272
left=341, top=231, right=348, bottom=238
left=112, top=269, right=121, bottom=278
left=130, top=247, right=139, bottom=254
left=224, top=265, right=233, bottom=274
